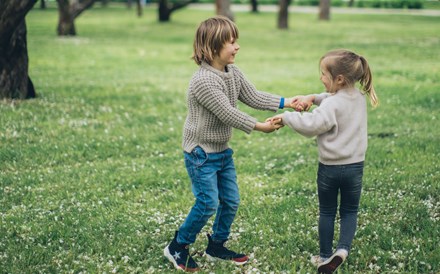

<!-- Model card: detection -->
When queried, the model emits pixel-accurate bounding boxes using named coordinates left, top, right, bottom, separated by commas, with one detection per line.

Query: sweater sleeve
left=314, top=92, right=330, bottom=106
left=192, top=76, right=257, bottom=134
left=234, top=67, right=281, bottom=111
left=282, top=102, right=336, bottom=138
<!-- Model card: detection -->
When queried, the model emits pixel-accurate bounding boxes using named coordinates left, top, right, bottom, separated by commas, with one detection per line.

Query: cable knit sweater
left=282, top=89, right=368, bottom=165
left=182, top=62, right=281, bottom=153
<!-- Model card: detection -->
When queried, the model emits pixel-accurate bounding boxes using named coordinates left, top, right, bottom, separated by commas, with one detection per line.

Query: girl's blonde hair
left=192, top=16, right=239, bottom=66
left=320, top=49, right=379, bottom=108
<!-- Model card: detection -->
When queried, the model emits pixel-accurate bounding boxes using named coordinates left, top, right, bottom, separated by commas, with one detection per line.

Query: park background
left=1, top=1, right=439, bottom=273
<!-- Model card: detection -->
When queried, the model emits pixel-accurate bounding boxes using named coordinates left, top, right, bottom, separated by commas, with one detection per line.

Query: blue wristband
left=279, top=97, right=285, bottom=109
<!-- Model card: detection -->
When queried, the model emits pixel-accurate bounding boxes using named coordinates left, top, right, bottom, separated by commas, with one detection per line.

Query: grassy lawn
left=1, top=4, right=439, bottom=273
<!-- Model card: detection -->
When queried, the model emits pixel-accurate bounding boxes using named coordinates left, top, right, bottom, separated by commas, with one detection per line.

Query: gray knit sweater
left=282, top=89, right=368, bottom=165
left=182, top=62, right=281, bottom=153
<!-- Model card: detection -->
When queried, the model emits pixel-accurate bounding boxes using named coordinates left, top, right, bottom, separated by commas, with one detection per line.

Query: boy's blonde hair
left=192, top=16, right=239, bottom=66
left=321, top=49, right=379, bottom=108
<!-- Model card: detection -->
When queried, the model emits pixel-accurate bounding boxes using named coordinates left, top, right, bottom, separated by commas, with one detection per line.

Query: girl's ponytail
left=359, top=56, right=379, bottom=108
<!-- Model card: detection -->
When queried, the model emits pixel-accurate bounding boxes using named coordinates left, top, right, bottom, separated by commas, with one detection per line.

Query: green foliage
left=358, top=0, right=424, bottom=9
left=1, top=4, right=439, bottom=273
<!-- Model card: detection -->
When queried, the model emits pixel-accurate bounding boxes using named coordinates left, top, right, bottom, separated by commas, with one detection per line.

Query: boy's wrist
left=279, top=97, right=285, bottom=109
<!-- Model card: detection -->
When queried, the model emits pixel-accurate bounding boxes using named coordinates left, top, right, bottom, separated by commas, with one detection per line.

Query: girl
left=164, top=16, right=294, bottom=272
left=270, top=49, right=379, bottom=273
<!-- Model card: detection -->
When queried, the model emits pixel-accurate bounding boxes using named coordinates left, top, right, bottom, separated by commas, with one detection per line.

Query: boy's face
left=213, top=37, right=240, bottom=70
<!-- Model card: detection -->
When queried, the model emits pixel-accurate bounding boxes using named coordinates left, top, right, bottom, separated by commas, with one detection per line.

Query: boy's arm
left=193, top=80, right=257, bottom=134
left=234, top=68, right=281, bottom=111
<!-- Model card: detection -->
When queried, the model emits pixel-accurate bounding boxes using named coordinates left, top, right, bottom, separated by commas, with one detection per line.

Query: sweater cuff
left=314, top=93, right=329, bottom=106
left=244, top=116, right=258, bottom=134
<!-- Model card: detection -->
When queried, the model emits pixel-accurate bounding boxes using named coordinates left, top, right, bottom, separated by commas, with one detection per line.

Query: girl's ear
left=335, top=75, right=345, bottom=85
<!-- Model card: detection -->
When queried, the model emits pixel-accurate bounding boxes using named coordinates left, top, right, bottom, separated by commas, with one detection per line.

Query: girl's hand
left=286, top=95, right=315, bottom=112
left=266, top=114, right=284, bottom=126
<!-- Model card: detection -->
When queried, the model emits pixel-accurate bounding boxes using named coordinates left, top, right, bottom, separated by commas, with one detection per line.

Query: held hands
left=266, top=114, right=284, bottom=127
left=285, top=95, right=315, bottom=112
left=255, top=95, right=315, bottom=133
left=254, top=119, right=283, bottom=133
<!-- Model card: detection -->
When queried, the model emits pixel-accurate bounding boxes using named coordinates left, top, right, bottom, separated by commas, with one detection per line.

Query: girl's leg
left=338, top=162, right=364, bottom=252
left=211, top=148, right=240, bottom=242
left=178, top=147, right=220, bottom=245
left=317, top=163, right=339, bottom=259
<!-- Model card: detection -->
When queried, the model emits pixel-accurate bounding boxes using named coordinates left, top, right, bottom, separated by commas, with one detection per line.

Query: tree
left=216, top=0, right=234, bottom=21
left=127, top=0, right=143, bottom=17
left=56, top=0, right=96, bottom=36
left=158, top=0, right=195, bottom=22
left=319, top=0, right=330, bottom=20
left=250, top=0, right=258, bottom=13
left=0, top=0, right=37, bottom=100
left=277, top=0, right=290, bottom=29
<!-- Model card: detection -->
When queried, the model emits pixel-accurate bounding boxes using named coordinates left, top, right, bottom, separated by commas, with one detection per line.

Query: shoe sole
left=317, top=255, right=344, bottom=274
left=205, top=252, right=249, bottom=266
left=164, top=245, right=199, bottom=272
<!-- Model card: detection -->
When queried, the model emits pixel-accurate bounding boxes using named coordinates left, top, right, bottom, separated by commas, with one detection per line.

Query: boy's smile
left=212, top=37, right=240, bottom=71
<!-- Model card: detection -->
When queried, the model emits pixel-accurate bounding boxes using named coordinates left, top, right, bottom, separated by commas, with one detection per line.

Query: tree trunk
left=40, top=0, right=46, bottom=9
left=216, top=0, right=234, bottom=21
left=250, top=0, right=258, bottom=13
left=56, top=0, right=96, bottom=36
left=348, top=0, right=354, bottom=7
left=0, top=0, right=37, bottom=100
left=319, top=0, right=330, bottom=20
left=277, top=0, right=289, bottom=29
left=136, top=0, right=143, bottom=17
left=158, top=0, right=195, bottom=22
left=57, top=0, right=76, bottom=35
left=158, top=0, right=171, bottom=21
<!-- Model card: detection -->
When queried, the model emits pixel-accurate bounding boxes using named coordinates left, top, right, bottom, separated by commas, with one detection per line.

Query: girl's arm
left=293, top=92, right=330, bottom=111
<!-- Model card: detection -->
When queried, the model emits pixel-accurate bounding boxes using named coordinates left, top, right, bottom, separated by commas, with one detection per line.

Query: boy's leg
left=317, top=163, right=339, bottom=259
left=178, top=147, right=220, bottom=245
left=205, top=148, right=248, bottom=265
left=338, top=162, right=363, bottom=252
left=165, top=147, right=222, bottom=271
left=211, top=148, right=240, bottom=241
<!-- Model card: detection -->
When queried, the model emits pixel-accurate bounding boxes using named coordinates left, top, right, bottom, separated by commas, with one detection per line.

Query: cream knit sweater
left=182, top=62, right=281, bottom=153
left=282, top=89, right=368, bottom=165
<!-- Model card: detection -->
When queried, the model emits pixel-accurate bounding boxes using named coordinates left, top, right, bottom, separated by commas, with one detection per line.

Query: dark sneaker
left=164, top=231, right=199, bottom=272
left=317, top=249, right=348, bottom=274
left=205, top=233, right=249, bottom=265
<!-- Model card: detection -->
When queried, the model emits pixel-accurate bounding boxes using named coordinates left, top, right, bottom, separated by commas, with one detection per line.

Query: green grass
left=1, top=4, right=439, bottom=273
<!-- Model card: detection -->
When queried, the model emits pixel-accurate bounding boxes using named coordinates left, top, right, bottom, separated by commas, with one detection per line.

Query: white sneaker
left=317, top=249, right=348, bottom=274
left=310, top=255, right=326, bottom=267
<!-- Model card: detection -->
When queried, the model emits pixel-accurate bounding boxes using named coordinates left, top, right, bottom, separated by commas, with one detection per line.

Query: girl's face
left=319, top=62, right=334, bottom=93
left=212, top=37, right=240, bottom=71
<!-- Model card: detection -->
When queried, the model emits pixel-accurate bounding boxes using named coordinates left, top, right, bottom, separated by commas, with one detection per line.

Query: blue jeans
left=177, top=146, right=240, bottom=245
left=317, top=161, right=364, bottom=258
